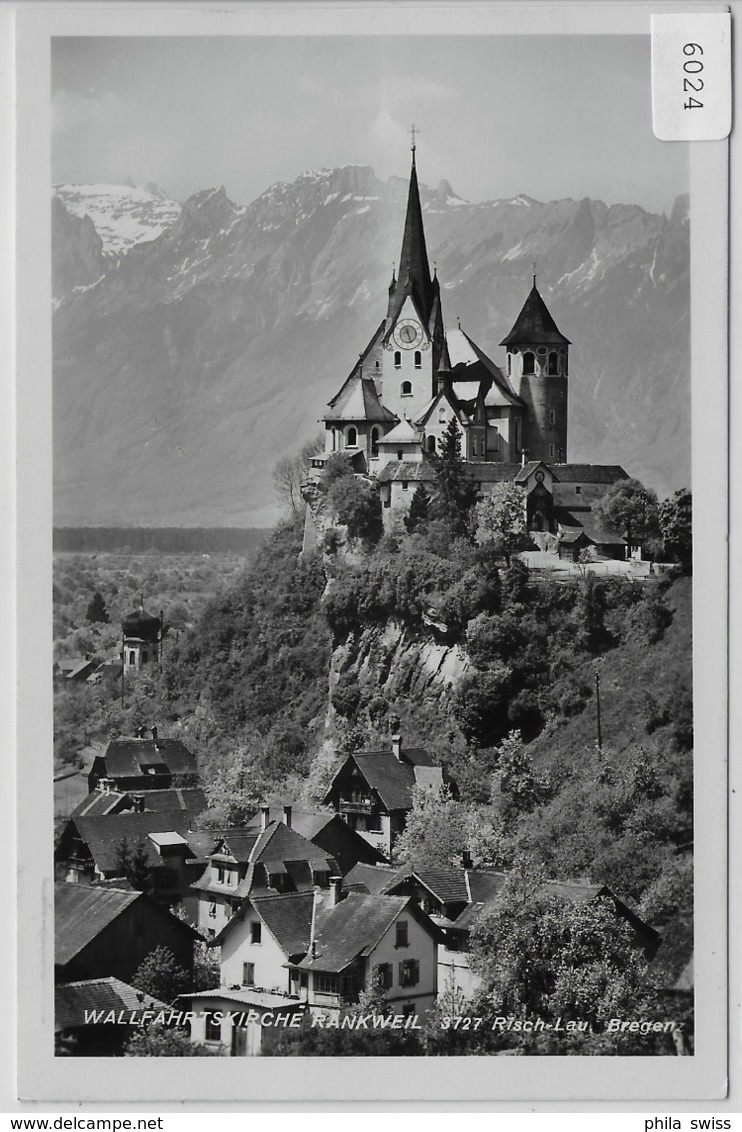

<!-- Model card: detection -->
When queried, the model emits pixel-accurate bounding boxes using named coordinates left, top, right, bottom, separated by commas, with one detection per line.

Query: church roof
left=378, top=419, right=421, bottom=445
left=445, top=327, right=523, bottom=407
left=325, top=372, right=396, bottom=423
left=550, top=464, right=628, bottom=484
left=386, top=153, right=435, bottom=331
left=378, top=460, right=437, bottom=484
left=500, top=283, right=571, bottom=346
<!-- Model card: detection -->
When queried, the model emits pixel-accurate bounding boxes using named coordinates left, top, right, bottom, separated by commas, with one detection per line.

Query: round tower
left=500, top=277, right=570, bottom=464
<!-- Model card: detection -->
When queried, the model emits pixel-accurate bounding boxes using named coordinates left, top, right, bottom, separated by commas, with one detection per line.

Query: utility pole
left=121, top=626, right=125, bottom=710
left=595, top=672, right=602, bottom=751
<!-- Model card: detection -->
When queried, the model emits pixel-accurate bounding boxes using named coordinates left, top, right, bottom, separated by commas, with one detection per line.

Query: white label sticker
left=652, top=12, right=731, bottom=141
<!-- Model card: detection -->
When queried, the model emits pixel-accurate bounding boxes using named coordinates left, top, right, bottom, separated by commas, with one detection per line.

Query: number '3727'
left=683, top=43, right=704, bottom=110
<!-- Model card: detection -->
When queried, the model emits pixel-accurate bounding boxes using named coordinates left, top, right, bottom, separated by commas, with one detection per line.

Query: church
left=308, top=141, right=630, bottom=558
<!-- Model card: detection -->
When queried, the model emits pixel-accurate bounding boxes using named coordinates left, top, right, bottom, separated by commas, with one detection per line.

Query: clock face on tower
left=394, top=319, right=424, bottom=350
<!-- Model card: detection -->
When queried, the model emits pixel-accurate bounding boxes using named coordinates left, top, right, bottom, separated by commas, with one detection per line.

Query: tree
left=85, top=591, right=109, bottom=624
left=659, top=489, right=692, bottom=573
left=489, top=730, right=544, bottom=825
left=404, top=484, right=430, bottom=533
left=429, top=418, right=479, bottom=535
left=124, top=1023, right=219, bottom=1057
left=593, top=477, right=659, bottom=555
left=113, top=835, right=151, bottom=891
left=272, top=434, right=324, bottom=513
left=469, top=864, right=664, bottom=1053
left=473, top=483, right=529, bottom=565
left=326, top=474, right=383, bottom=544
left=393, top=783, right=469, bottom=869
left=132, top=946, right=192, bottom=1004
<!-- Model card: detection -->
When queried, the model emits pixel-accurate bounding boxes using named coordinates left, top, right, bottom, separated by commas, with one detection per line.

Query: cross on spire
left=532, top=261, right=537, bottom=287
left=410, top=124, right=418, bottom=154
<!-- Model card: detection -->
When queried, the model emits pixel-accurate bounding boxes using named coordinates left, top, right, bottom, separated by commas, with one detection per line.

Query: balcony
left=339, top=799, right=375, bottom=815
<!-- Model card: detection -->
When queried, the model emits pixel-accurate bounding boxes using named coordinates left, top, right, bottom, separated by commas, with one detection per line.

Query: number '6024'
left=683, top=42, right=704, bottom=110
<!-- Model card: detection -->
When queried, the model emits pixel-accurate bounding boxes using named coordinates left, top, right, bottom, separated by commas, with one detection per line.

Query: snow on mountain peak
left=53, top=183, right=181, bottom=255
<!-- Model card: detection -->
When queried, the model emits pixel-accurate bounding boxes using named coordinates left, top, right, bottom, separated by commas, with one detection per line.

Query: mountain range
left=52, top=168, right=690, bottom=528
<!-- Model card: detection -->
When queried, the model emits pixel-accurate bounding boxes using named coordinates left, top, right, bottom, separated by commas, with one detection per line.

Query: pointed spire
left=390, top=146, right=434, bottom=324
left=499, top=279, right=571, bottom=347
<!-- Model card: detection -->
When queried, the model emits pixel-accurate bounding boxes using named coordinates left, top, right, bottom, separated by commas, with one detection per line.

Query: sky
left=52, top=35, right=688, bottom=216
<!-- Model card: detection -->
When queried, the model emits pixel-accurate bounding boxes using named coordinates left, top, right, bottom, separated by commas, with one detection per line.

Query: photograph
left=12, top=1, right=731, bottom=1105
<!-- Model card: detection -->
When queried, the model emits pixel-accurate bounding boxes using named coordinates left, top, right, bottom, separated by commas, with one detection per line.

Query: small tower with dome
left=122, top=598, right=162, bottom=673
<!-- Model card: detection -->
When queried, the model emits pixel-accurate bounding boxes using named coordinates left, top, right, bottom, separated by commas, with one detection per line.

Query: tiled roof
left=70, top=792, right=130, bottom=819
left=97, top=738, right=197, bottom=779
left=72, top=810, right=196, bottom=873
left=251, top=892, right=314, bottom=957
left=347, top=748, right=437, bottom=812
left=326, top=372, right=396, bottom=423
left=55, top=884, right=141, bottom=966
left=378, top=419, right=420, bottom=445
left=408, top=866, right=470, bottom=906
left=550, top=464, right=628, bottom=484
left=343, top=862, right=401, bottom=894
left=468, top=463, right=524, bottom=484
left=296, top=893, right=410, bottom=973
left=377, top=461, right=437, bottom=485
left=447, top=327, right=523, bottom=407
left=180, top=988, right=303, bottom=1010
left=55, top=978, right=167, bottom=1031
left=70, top=787, right=207, bottom=820
left=500, top=283, right=571, bottom=346
left=214, top=830, right=261, bottom=863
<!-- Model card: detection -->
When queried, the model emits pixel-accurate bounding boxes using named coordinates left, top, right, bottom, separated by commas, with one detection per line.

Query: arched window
left=548, top=351, right=559, bottom=375
left=371, top=428, right=379, bottom=458
left=414, top=350, right=422, bottom=369
left=472, top=437, right=478, bottom=456
left=401, top=381, right=412, bottom=396
left=427, top=435, right=436, bottom=453
left=128, top=650, right=136, bottom=666
left=522, top=352, right=535, bottom=375
left=507, top=354, right=512, bottom=375
left=394, top=351, right=402, bottom=369
left=142, top=651, right=148, bottom=665
left=438, top=406, right=446, bottom=421
left=347, top=426, right=357, bottom=447
left=375, top=360, right=380, bottom=369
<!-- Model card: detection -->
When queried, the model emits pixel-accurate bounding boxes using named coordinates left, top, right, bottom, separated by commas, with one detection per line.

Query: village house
left=323, top=734, right=443, bottom=858
left=55, top=883, right=198, bottom=985
left=87, top=728, right=198, bottom=794
left=245, top=803, right=386, bottom=875
left=55, top=977, right=169, bottom=1057
left=190, top=814, right=339, bottom=939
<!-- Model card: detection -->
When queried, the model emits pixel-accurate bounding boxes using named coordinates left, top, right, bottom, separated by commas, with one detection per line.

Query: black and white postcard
left=13, top=0, right=733, bottom=1107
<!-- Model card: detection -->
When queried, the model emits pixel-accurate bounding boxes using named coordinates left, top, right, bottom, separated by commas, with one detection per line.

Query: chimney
left=132, top=794, right=145, bottom=813
left=150, top=725, right=158, bottom=743
left=136, top=725, right=145, bottom=740
left=311, top=940, right=317, bottom=960
left=97, top=777, right=115, bottom=795
left=283, top=804, right=292, bottom=830
left=330, top=876, right=343, bottom=906
left=521, top=450, right=527, bottom=468
left=391, top=733, right=403, bottom=761
left=260, top=805, right=270, bottom=831
left=461, top=848, right=473, bottom=870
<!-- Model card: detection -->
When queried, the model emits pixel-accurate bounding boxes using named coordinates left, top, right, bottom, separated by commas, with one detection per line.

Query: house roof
left=404, top=866, right=470, bottom=906
left=55, top=884, right=142, bottom=966
left=251, top=892, right=314, bottom=957
left=343, top=862, right=401, bottom=895
left=296, top=892, right=411, bottom=973
left=71, top=810, right=197, bottom=873
left=551, top=464, right=628, bottom=484
left=70, top=787, right=207, bottom=820
left=55, top=977, right=168, bottom=1032
left=95, top=738, right=197, bottom=780
left=500, top=283, right=571, bottom=346
left=70, top=791, right=130, bottom=819
left=377, top=460, right=437, bottom=485
left=326, top=747, right=439, bottom=813
left=193, top=821, right=337, bottom=900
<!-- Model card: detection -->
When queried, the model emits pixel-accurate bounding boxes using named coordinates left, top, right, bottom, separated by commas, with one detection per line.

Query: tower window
left=142, top=651, right=148, bottom=665
left=401, top=381, right=412, bottom=396
left=472, top=437, right=478, bottom=456
left=427, top=435, right=436, bottom=453
left=375, top=361, right=380, bottom=369
left=522, top=352, right=535, bottom=375
left=402, top=481, right=409, bottom=490
left=549, top=445, right=555, bottom=457
left=549, top=410, right=556, bottom=425
left=346, top=427, right=357, bottom=447
left=537, top=346, right=547, bottom=355
left=414, top=351, right=422, bottom=369
left=397, top=450, right=404, bottom=461
left=371, top=428, right=379, bottom=458
left=507, top=354, right=511, bottom=376
left=128, top=651, right=136, bottom=666
left=548, top=351, right=559, bottom=375
left=394, top=351, right=402, bottom=369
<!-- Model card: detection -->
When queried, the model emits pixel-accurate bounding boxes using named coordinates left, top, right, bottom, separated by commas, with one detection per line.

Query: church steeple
left=388, top=143, right=434, bottom=326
